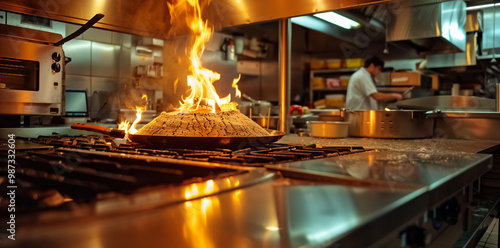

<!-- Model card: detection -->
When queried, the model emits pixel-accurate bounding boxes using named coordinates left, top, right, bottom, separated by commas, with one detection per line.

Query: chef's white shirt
left=345, top=68, right=378, bottom=110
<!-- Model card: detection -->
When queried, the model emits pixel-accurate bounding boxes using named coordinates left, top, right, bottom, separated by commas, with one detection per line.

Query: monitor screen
left=65, top=90, right=88, bottom=117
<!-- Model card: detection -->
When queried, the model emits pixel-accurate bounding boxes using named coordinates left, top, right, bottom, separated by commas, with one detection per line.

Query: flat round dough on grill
left=136, top=110, right=271, bottom=137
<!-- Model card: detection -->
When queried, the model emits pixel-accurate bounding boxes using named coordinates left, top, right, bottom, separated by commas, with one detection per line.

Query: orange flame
left=232, top=74, right=241, bottom=98
left=118, top=94, right=148, bottom=138
left=168, top=0, right=240, bottom=114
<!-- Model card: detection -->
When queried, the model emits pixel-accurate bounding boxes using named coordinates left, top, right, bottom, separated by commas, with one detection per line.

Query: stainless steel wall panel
left=112, top=32, right=132, bottom=47
left=66, top=75, right=91, bottom=95
left=91, top=42, right=120, bottom=78
left=260, top=61, right=279, bottom=101
left=118, top=46, right=132, bottom=83
left=482, top=7, right=500, bottom=50
left=83, top=27, right=112, bottom=44
left=237, top=61, right=260, bottom=76
left=91, top=77, right=118, bottom=93
left=63, top=40, right=91, bottom=76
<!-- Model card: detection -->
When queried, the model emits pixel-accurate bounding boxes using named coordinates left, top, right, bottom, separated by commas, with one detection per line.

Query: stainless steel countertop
left=2, top=132, right=498, bottom=248
left=9, top=177, right=429, bottom=248
left=279, top=134, right=500, bottom=153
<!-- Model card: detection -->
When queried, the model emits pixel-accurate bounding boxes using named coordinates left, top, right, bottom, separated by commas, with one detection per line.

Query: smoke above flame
left=168, top=0, right=240, bottom=113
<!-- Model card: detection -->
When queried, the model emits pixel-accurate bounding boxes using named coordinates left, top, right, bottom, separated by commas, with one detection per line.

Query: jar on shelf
left=311, top=77, right=326, bottom=89
left=340, top=76, right=351, bottom=87
left=310, top=59, right=326, bottom=69
left=326, top=78, right=341, bottom=88
left=325, top=94, right=345, bottom=108
left=345, top=58, right=364, bottom=68
left=326, top=59, right=342, bottom=69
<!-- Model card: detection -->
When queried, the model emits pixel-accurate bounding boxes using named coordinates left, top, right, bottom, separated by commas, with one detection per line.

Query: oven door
left=0, top=36, right=64, bottom=115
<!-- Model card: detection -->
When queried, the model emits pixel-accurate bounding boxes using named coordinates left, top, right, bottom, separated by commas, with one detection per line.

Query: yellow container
left=311, top=77, right=326, bottom=89
left=345, top=58, right=364, bottom=68
left=313, top=99, right=326, bottom=108
left=325, top=94, right=345, bottom=108
left=340, top=76, right=350, bottom=87
left=326, top=59, right=342, bottom=69
left=310, top=59, right=326, bottom=69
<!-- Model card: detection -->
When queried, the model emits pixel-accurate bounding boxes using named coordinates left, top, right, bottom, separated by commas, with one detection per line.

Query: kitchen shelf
left=310, top=68, right=359, bottom=74
left=309, top=67, right=360, bottom=107
left=312, top=87, right=348, bottom=91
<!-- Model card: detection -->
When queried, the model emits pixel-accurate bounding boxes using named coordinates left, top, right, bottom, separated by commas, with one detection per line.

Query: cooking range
left=0, top=132, right=495, bottom=248
left=0, top=135, right=367, bottom=218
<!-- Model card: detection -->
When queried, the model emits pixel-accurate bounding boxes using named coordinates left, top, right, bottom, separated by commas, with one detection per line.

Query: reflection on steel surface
left=0, top=0, right=390, bottom=38
left=386, top=0, right=466, bottom=54
left=267, top=150, right=491, bottom=193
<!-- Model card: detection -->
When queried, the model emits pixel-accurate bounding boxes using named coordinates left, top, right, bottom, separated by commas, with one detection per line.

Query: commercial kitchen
left=1, top=0, right=500, bottom=247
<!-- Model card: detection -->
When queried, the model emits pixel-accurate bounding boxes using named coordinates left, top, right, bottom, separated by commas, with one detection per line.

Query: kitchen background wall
left=2, top=0, right=500, bottom=119
left=62, top=25, right=164, bottom=121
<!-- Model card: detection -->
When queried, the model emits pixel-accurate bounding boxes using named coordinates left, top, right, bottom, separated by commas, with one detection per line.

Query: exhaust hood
left=386, top=0, right=466, bottom=55
left=426, top=11, right=482, bottom=68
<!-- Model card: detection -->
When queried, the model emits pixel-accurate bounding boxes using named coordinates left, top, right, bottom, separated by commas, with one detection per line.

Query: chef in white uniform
left=345, top=56, right=402, bottom=110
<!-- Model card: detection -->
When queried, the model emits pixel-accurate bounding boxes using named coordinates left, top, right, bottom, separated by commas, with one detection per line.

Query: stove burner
left=3, top=135, right=366, bottom=216
left=29, top=135, right=366, bottom=167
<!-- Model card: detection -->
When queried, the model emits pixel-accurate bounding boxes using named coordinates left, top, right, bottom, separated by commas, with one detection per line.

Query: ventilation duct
left=386, top=0, right=466, bottom=55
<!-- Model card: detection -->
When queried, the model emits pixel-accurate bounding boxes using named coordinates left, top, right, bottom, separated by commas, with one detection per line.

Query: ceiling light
left=466, top=3, right=500, bottom=10
left=313, top=12, right=360, bottom=29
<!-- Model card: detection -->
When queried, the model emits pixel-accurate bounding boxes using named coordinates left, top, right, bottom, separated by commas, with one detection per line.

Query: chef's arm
left=370, top=92, right=403, bottom=102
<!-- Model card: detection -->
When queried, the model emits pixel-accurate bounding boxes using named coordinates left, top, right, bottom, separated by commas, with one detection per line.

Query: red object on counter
left=290, top=105, right=303, bottom=116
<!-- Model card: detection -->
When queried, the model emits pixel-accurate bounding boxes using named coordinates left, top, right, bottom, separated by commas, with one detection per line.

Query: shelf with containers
left=309, top=67, right=360, bottom=109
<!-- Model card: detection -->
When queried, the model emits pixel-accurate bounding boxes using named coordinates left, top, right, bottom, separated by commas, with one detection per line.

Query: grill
left=1, top=135, right=367, bottom=216
left=29, top=135, right=366, bottom=167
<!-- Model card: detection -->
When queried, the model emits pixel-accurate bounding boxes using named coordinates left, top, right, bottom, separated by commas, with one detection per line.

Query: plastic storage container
left=325, top=94, right=345, bottom=108
left=313, top=99, right=326, bottom=108
left=311, top=77, right=326, bottom=89
left=340, top=76, right=351, bottom=87
left=326, top=59, right=342, bottom=69
left=345, top=58, right=364, bottom=68
left=326, top=78, right=340, bottom=88
left=310, top=59, right=326, bottom=69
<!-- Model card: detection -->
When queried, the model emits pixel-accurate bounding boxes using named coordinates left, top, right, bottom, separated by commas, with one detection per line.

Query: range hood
left=426, top=10, right=482, bottom=68
left=386, top=0, right=466, bottom=55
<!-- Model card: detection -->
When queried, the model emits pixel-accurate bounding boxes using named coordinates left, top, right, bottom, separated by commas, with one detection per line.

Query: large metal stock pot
left=342, top=109, right=435, bottom=138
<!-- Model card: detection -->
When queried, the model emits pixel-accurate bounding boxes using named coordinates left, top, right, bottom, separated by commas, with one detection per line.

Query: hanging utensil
left=53, top=14, right=104, bottom=46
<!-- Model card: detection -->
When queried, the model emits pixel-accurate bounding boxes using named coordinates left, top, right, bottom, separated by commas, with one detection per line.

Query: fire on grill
left=117, top=0, right=269, bottom=139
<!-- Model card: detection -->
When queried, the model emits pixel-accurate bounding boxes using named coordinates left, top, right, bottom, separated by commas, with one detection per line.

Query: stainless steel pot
left=342, top=110, right=434, bottom=138
left=309, top=121, right=349, bottom=138
left=252, top=116, right=279, bottom=129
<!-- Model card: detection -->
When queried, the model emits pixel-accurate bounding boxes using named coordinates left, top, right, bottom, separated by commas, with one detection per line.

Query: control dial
left=51, top=63, right=61, bottom=73
left=52, top=52, right=61, bottom=62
